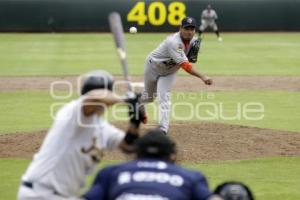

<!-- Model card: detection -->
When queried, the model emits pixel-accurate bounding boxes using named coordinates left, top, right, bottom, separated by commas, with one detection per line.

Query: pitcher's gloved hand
left=187, top=38, right=201, bottom=63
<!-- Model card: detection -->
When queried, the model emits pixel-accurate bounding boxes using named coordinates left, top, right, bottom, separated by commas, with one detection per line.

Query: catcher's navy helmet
left=136, top=129, right=176, bottom=159
left=81, top=70, right=114, bottom=95
left=214, top=181, right=254, bottom=200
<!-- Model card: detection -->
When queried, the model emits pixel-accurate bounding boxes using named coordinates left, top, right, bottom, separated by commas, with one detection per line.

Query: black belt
left=22, top=181, right=62, bottom=196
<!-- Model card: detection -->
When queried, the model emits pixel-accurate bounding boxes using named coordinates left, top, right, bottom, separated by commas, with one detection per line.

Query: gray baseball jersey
left=148, top=32, right=197, bottom=76
left=200, top=9, right=219, bottom=31
left=201, top=9, right=218, bottom=24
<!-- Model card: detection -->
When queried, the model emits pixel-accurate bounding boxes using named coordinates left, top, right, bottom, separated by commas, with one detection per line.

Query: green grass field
left=1, top=90, right=300, bottom=133
left=1, top=157, right=300, bottom=199
left=0, top=33, right=299, bottom=199
left=0, top=33, right=299, bottom=76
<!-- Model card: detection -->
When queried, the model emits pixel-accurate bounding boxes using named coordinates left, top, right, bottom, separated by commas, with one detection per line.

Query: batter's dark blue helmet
left=81, top=70, right=114, bottom=95
left=214, top=181, right=254, bottom=200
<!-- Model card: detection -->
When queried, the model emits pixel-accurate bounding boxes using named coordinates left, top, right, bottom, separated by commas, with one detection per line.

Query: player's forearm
left=181, top=62, right=205, bottom=79
left=180, top=62, right=213, bottom=85
left=188, top=67, right=207, bottom=80
left=85, top=89, right=123, bottom=106
left=82, top=89, right=123, bottom=116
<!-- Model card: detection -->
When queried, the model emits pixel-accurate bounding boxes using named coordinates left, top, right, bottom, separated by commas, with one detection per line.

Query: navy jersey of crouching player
left=84, top=129, right=213, bottom=200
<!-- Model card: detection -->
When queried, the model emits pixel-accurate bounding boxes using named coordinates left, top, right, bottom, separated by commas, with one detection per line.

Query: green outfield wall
left=0, top=0, right=299, bottom=32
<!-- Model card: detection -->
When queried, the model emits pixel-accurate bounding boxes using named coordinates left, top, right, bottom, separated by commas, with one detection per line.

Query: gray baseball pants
left=141, top=59, right=177, bottom=133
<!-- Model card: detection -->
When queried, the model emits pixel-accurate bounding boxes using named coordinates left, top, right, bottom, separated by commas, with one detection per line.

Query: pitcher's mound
left=1, top=122, right=299, bottom=161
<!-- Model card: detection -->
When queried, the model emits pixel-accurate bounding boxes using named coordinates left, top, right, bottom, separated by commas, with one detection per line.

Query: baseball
left=129, top=26, right=137, bottom=34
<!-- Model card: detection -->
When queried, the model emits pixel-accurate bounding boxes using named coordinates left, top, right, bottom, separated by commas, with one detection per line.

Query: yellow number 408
left=127, top=1, right=186, bottom=26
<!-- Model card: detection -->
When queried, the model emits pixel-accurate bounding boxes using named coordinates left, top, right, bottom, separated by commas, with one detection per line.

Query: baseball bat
left=108, top=12, right=133, bottom=91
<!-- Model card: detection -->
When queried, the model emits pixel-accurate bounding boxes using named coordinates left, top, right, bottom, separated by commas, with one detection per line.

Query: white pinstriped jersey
left=148, top=32, right=197, bottom=76
left=22, top=97, right=125, bottom=197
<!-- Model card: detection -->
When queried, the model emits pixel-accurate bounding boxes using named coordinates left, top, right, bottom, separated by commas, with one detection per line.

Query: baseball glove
left=187, top=38, right=201, bottom=63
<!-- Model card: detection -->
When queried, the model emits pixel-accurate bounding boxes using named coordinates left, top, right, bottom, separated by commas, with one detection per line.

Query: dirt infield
left=1, top=122, right=299, bottom=162
left=1, top=75, right=299, bottom=162
left=1, top=75, right=299, bottom=92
